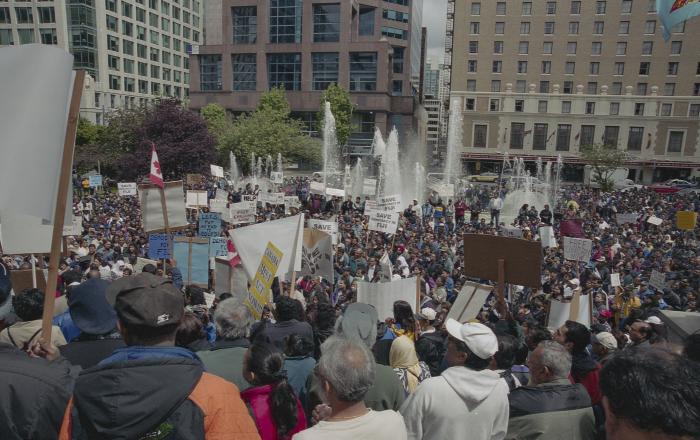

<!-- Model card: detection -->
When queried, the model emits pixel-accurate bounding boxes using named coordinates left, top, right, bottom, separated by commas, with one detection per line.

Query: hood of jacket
left=441, top=366, right=503, bottom=405
left=73, top=358, right=203, bottom=439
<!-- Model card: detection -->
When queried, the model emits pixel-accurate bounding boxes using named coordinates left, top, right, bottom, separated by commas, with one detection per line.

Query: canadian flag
left=149, top=143, right=164, bottom=188
left=227, top=239, right=241, bottom=268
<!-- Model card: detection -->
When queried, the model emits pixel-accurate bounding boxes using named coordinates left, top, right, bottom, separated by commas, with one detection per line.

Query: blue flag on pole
left=657, top=0, right=700, bottom=40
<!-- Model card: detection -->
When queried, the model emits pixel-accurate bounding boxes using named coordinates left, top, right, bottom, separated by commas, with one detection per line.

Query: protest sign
left=368, top=211, right=400, bottom=234
left=230, top=202, right=256, bottom=225
left=503, top=227, right=523, bottom=239
left=284, top=196, right=301, bottom=214
left=378, top=194, right=402, bottom=212
left=447, top=282, right=493, bottom=323
left=10, top=269, right=47, bottom=294
left=539, top=226, right=557, bottom=248
left=209, top=198, right=228, bottom=214
left=245, top=242, right=283, bottom=319
left=616, top=213, right=638, bottom=224
left=134, top=257, right=158, bottom=273
left=647, top=215, right=663, bottom=226
left=649, top=270, right=667, bottom=290
left=676, top=211, right=697, bottom=230
left=310, top=181, right=325, bottom=195
left=198, top=212, right=221, bottom=237
left=610, top=273, right=621, bottom=287
left=307, top=219, right=338, bottom=245
left=364, top=200, right=380, bottom=216
left=186, top=173, right=204, bottom=185
left=62, top=217, right=82, bottom=237
left=210, top=164, right=224, bottom=178
left=599, top=221, right=610, bottom=230
left=214, top=189, right=229, bottom=201
left=560, top=219, right=584, bottom=238
left=147, top=233, right=170, bottom=260
left=547, top=292, right=592, bottom=329
left=362, top=178, right=377, bottom=195
left=242, top=194, right=257, bottom=209
left=356, top=277, right=418, bottom=321
left=214, top=258, right=248, bottom=296
left=270, top=171, right=283, bottom=184
left=563, top=237, right=593, bottom=262
left=301, top=229, right=334, bottom=282
left=463, top=234, right=542, bottom=289
left=209, top=236, right=228, bottom=258
left=88, top=174, right=103, bottom=188
left=173, top=237, right=210, bottom=287
left=230, top=214, right=304, bottom=280
left=260, top=192, right=285, bottom=205
left=379, top=252, right=393, bottom=281
left=117, top=182, right=138, bottom=196
left=325, top=187, right=345, bottom=198
left=186, top=190, right=208, bottom=209
left=140, top=181, right=188, bottom=232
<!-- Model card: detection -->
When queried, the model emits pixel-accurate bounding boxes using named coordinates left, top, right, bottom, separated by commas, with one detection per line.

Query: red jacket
left=241, top=384, right=306, bottom=440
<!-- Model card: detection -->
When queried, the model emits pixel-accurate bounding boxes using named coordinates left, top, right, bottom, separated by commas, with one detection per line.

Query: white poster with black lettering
left=378, top=194, right=402, bottom=212
left=307, top=219, right=338, bottom=244
left=563, top=237, right=593, bottom=262
left=300, top=229, right=334, bottom=283
left=368, top=211, right=399, bottom=234
left=229, top=202, right=256, bottom=225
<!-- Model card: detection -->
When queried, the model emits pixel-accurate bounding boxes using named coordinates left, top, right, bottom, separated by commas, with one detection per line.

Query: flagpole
left=40, top=70, right=85, bottom=344
left=160, top=185, right=169, bottom=274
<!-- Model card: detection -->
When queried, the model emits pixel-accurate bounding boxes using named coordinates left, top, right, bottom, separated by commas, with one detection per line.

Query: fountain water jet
left=443, top=98, right=464, bottom=184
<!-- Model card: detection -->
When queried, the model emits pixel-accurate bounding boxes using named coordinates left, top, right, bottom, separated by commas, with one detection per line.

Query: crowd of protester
left=1, top=173, right=699, bottom=440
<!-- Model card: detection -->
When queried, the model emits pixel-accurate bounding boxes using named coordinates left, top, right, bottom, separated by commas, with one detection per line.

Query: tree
left=580, top=144, right=627, bottom=192
left=75, top=117, right=105, bottom=146
left=200, top=103, right=230, bottom=145
left=318, top=84, right=355, bottom=146
left=219, top=89, right=321, bottom=173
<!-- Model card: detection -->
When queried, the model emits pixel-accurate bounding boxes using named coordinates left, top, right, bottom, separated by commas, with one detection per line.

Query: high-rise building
left=188, top=0, right=423, bottom=149
left=0, top=0, right=203, bottom=124
left=444, top=0, right=700, bottom=182
left=423, top=60, right=441, bottom=98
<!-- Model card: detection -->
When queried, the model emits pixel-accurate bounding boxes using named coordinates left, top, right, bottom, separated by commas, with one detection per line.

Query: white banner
left=310, top=181, right=325, bottom=195
left=649, top=270, right=667, bottom=290
left=563, top=237, right=593, bottom=262
left=547, top=294, right=591, bottom=329
left=362, top=178, right=377, bottom=196
left=610, top=273, right=621, bottom=287
left=210, top=164, right=224, bottom=178
left=209, top=198, right=228, bottom=214
left=285, top=196, right=301, bottom=209
left=647, top=215, right=663, bottom=226
left=242, top=194, right=257, bottom=209
left=141, top=181, right=188, bottom=232
left=368, top=211, right=399, bottom=234
left=447, top=282, right=493, bottom=323
left=539, top=225, right=557, bottom=248
left=270, top=171, right=283, bottom=184
left=308, top=219, right=338, bottom=245
left=356, top=277, right=418, bottom=321
left=301, top=229, right=334, bottom=282
left=117, top=182, right=138, bottom=196
left=325, top=187, right=345, bottom=198
left=378, top=194, right=402, bottom=212
left=186, top=190, right=208, bottom=209
left=260, top=192, right=285, bottom=205
left=616, top=213, right=638, bottom=224
left=62, top=216, right=82, bottom=236
left=229, top=202, right=256, bottom=225
left=379, top=252, right=393, bottom=282
left=503, top=227, right=523, bottom=238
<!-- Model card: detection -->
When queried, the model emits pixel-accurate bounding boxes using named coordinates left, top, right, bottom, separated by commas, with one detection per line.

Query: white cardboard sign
left=610, top=273, right=621, bottom=287
left=117, top=182, right=138, bottom=196
left=378, top=194, right=402, bottom=212
left=363, top=178, right=377, bottom=195
left=647, top=215, right=663, bottom=226
left=308, top=219, right=338, bottom=244
left=539, top=226, right=557, bottom=248
left=368, top=211, right=399, bottom=234
left=210, top=164, right=224, bottom=178
left=563, top=237, right=593, bottom=262
left=270, top=171, right=283, bottom=184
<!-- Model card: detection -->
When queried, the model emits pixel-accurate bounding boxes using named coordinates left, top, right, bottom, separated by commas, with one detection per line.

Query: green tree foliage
left=220, top=88, right=321, bottom=173
left=318, top=84, right=356, bottom=146
left=75, top=117, right=105, bottom=146
left=580, top=143, right=627, bottom=192
left=200, top=103, right=230, bottom=145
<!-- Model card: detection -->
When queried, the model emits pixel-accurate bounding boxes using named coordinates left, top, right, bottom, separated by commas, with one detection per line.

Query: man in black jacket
left=415, top=308, right=445, bottom=376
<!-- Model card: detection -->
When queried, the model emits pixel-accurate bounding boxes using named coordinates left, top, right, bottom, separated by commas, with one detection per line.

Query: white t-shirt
left=292, top=410, right=407, bottom=440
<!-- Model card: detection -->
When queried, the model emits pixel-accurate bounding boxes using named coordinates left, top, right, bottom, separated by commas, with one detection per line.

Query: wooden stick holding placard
left=31, top=254, right=38, bottom=289
left=40, top=70, right=85, bottom=344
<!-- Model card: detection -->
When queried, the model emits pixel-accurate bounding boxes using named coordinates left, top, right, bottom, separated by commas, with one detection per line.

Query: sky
left=423, top=0, right=448, bottom=66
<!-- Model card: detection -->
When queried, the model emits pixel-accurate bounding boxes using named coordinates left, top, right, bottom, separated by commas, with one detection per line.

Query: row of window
left=104, top=13, right=199, bottom=45
left=107, top=54, right=185, bottom=81
left=0, top=26, right=56, bottom=44
left=467, top=19, right=681, bottom=36
left=470, top=0, right=654, bottom=16
left=472, top=122, right=685, bottom=154
left=479, top=78, right=697, bottom=98
left=105, top=0, right=200, bottom=17
left=0, top=6, right=55, bottom=24
left=105, top=35, right=190, bottom=69
left=474, top=40, right=683, bottom=56
left=199, top=52, right=394, bottom=94
left=479, top=59, right=686, bottom=80
left=107, top=73, right=189, bottom=94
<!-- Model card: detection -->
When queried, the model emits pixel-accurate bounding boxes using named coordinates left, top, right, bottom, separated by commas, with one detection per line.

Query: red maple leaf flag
left=227, top=239, right=241, bottom=268
left=149, top=143, right=164, bottom=188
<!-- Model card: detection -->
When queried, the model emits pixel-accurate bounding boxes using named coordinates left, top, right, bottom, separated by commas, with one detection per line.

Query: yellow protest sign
left=245, top=242, right=283, bottom=319
left=676, top=211, right=697, bottom=230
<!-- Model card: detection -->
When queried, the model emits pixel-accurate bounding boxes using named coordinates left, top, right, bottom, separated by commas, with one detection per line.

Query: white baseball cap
left=416, top=307, right=437, bottom=321
left=445, top=319, right=498, bottom=360
left=593, top=332, right=618, bottom=350
left=644, top=316, right=663, bottom=325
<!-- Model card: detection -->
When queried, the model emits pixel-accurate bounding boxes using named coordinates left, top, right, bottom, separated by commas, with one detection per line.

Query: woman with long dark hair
left=241, top=341, right=307, bottom=440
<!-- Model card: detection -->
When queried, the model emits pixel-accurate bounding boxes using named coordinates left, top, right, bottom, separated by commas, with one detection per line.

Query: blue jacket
left=99, top=346, right=201, bottom=367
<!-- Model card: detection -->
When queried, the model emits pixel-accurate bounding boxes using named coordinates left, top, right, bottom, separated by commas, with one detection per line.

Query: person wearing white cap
left=400, top=319, right=509, bottom=440
left=591, top=332, right=618, bottom=365
left=414, top=308, right=444, bottom=377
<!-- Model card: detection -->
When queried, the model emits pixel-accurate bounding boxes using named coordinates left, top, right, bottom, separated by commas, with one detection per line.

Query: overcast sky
left=423, top=0, right=447, bottom=66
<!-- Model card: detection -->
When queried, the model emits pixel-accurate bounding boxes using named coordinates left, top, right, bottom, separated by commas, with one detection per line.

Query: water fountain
left=351, top=158, right=364, bottom=197
left=230, top=152, right=240, bottom=188
left=276, top=153, right=283, bottom=173
left=322, top=101, right=340, bottom=190
left=256, top=157, right=263, bottom=181
left=414, top=162, right=426, bottom=205
left=499, top=155, right=563, bottom=222
left=443, top=98, right=464, bottom=185
left=372, top=127, right=386, bottom=158
left=380, top=127, right=402, bottom=198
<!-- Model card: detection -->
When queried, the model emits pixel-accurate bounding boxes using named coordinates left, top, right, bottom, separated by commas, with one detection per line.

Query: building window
left=664, top=83, right=675, bottom=96
left=513, top=100, right=523, bottom=112
left=38, top=6, right=55, bottom=23
left=581, top=125, right=596, bottom=146
left=468, top=60, right=477, bottom=72
left=268, top=52, right=301, bottom=90
left=538, top=100, right=548, bottom=113
left=610, top=102, right=620, bottom=115
left=543, top=41, right=553, bottom=54
left=490, top=98, right=501, bottom=111
left=349, top=52, right=376, bottom=91
left=40, top=28, right=58, bottom=44
left=603, top=126, right=620, bottom=148
left=232, top=53, right=256, bottom=90
left=621, top=0, right=632, bottom=13
left=671, top=41, right=682, bottom=55
left=516, top=80, right=526, bottom=92
left=492, top=60, right=502, bottom=73
left=546, top=1, right=556, bottom=14
left=469, top=22, right=480, bottom=34
left=616, top=42, right=627, bottom=55
left=667, top=62, right=679, bottom=76
left=641, top=41, right=653, bottom=55
left=495, top=22, right=505, bottom=34
left=359, top=6, right=375, bottom=36
left=15, top=7, right=33, bottom=23
left=614, top=62, right=625, bottom=75
left=494, top=41, right=504, bottom=53
left=381, top=26, right=406, bottom=39
left=199, top=55, right=222, bottom=91
left=471, top=2, right=481, bottom=15
left=520, top=22, right=530, bottom=34
left=383, top=9, right=408, bottom=23
left=667, top=131, right=684, bottom=153
left=556, top=124, right=571, bottom=151
left=541, top=61, right=551, bottom=74
left=639, top=62, right=650, bottom=75
left=689, top=104, right=700, bottom=117
left=467, top=80, right=477, bottom=91
left=585, top=102, right=595, bottom=114
left=634, top=103, right=645, bottom=115
left=540, top=81, right=550, bottom=93
left=518, top=41, right=529, bottom=54
left=533, top=123, right=548, bottom=150
left=627, top=127, right=643, bottom=151
left=522, top=2, right=532, bottom=15
left=694, top=83, right=700, bottom=96
left=571, top=1, right=581, bottom=14
left=269, top=0, right=302, bottom=43
left=562, top=101, right=572, bottom=113
left=590, top=62, right=600, bottom=75
left=232, top=6, right=257, bottom=44
left=0, top=29, right=14, bottom=45
left=544, top=22, right=555, bottom=34
left=314, top=4, right=340, bottom=42
left=510, top=122, right=525, bottom=149
left=108, top=54, right=119, bottom=70
left=109, top=74, right=120, bottom=90
left=517, top=61, right=527, bottom=74
left=469, top=41, right=479, bottom=54
left=496, top=2, right=506, bottom=14
left=563, top=81, right=574, bottom=94
left=473, top=124, right=488, bottom=148
left=593, top=21, right=604, bottom=34
left=619, top=21, right=630, bottom=34
left=391, top=80, right=402, bottom=95
left=644, top=20, right=656, bottom=34
left=596, top=1, right=607, bottom=13
left=311, top=52, right=338, bottom=91
left=491, top=80, right=501, bottom=92
left=672, top=21, right=685, bottom=33
left=565, top=62, right=576, bottom=74
left=569, top=22, right=579, bottom=34
left=107, top=35, right=119, bottom=51
left=465, top=98, right=476, bottom=110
